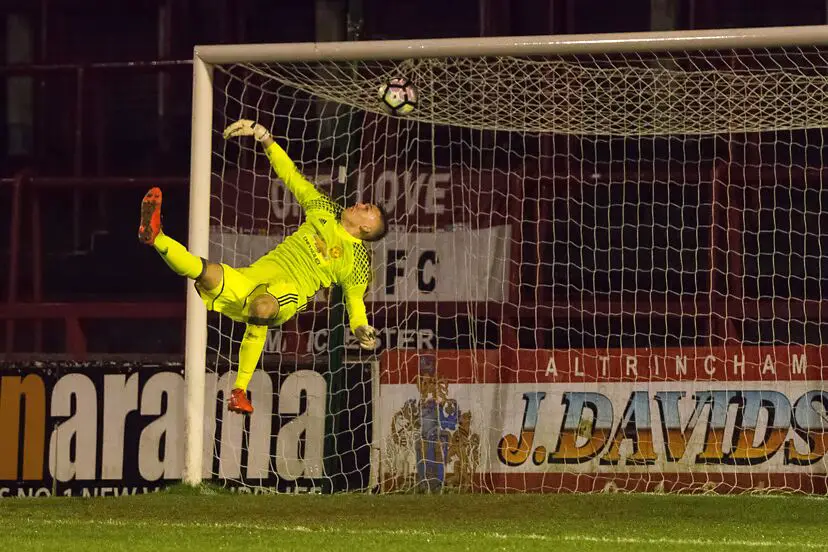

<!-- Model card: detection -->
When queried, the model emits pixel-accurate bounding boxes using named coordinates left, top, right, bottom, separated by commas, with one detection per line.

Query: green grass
left=3, top=486, right=828, bottom=551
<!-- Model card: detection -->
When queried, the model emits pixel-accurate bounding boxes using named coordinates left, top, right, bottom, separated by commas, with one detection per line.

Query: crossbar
left=195, top=24, right=828, bottom=64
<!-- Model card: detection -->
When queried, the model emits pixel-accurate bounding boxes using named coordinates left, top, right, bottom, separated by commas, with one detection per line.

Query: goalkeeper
left=138, top=119, right=387, bottom=415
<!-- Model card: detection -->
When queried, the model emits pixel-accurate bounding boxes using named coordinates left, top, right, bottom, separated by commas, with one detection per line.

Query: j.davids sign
left=378, top=348, right=828, bottom=493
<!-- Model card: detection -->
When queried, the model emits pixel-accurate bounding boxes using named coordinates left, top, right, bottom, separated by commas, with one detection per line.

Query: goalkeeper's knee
left=247, top=294, right=279, bottom=326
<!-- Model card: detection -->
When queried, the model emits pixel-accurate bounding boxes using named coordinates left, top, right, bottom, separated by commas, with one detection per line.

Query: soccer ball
left=378, top=77, right=417, bottom=116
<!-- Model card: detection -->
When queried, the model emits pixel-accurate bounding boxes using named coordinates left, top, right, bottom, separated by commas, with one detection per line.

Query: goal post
left=183, top=54, right=212, bottom=486
left=184, top=25, right=828, bottom=491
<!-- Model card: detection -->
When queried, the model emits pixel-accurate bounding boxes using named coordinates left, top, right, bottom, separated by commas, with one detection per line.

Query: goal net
left=188, top=28, right=828, bottom=494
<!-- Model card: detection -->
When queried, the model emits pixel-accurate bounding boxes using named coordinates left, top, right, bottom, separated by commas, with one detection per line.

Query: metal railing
left=2, top=173, right=189, bottom=358
left=1, top=59, right=193, bottom=358
left=1, top=59, right=192, bottom=251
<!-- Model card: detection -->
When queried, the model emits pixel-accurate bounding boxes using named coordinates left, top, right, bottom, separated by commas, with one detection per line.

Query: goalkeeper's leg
left=229, top=280, right=301, bottom=415
left=138, top=187, right=221, bottom=289
left=138, top=187, right=278, bottom=416
left=228, top=295, right=279, bottom=415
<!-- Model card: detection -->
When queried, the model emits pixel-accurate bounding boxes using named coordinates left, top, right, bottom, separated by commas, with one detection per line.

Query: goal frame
left=183, top=24, right=828, bottom=486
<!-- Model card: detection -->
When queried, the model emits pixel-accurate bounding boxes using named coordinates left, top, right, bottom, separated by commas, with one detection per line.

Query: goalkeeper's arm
left=223, top=119, right=322, bottom=206
left=344, top=282, right=378, bottom=350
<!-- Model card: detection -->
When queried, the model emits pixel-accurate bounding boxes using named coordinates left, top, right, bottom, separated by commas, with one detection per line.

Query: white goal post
left=184, top=25, right=828, bottom=490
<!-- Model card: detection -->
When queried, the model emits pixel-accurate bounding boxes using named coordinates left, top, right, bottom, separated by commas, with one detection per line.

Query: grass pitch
left=3, top=485, right=828, bottom=551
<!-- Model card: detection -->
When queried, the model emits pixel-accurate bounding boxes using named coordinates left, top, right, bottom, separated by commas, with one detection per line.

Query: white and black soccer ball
left=378, top=77, right=418, bottom=116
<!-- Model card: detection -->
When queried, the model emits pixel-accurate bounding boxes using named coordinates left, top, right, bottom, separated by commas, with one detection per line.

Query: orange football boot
left=138, top=187, right=163, bottom=245
left=228, top=388, right=254, bottom=415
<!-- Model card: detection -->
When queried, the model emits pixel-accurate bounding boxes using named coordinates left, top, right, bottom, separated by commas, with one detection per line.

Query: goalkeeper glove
left=223, top=119, right=271, bottom=142
left=354, top=325, right=379, bottom=351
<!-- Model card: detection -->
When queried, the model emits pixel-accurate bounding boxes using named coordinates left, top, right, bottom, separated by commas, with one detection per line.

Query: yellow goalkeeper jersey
left=238, top=141, right=371, bottom=332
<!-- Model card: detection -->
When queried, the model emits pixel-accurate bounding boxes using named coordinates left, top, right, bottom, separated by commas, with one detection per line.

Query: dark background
left=1, top=0, right=827, bottom=355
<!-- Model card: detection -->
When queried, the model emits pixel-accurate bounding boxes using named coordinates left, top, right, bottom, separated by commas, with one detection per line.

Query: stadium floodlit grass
left=3, top=485, right=828, bottom=551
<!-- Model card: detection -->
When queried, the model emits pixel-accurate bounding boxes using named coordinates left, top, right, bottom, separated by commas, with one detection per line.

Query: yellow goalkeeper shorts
left=194, top=263, right=306, bottom=327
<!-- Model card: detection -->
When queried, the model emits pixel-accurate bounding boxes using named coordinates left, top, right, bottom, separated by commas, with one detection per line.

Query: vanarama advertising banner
left=377, top=347, right=828, bottom=493
left=0, top=360, right=372, bottom=497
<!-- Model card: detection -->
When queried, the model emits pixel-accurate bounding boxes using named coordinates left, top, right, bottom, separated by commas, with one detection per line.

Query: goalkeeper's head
left=342, top=202, right=389, bottom=242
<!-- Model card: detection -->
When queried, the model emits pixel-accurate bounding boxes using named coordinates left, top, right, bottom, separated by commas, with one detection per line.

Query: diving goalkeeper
left=138, top=119, right=387, bottom=415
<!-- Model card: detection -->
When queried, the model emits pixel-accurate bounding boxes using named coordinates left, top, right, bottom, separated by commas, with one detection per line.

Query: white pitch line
left=10, top=517, right=828, bottom=550
left=558, top=535, right=828, bottom=549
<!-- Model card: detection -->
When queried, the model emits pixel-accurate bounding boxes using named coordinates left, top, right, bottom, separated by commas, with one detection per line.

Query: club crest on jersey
left=330, top=246, right=342, bottom=259
left=313, top=235, right=327, bottom=255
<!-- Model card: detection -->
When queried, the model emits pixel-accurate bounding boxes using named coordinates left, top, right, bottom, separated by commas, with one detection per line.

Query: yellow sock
left=153, top=234, right=204, bottom=279
left=234, top=324, right=268, bottom=391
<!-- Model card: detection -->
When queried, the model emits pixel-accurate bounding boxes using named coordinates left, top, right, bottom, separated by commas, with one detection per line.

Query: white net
left=204, top=45, right=828, bottom=494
